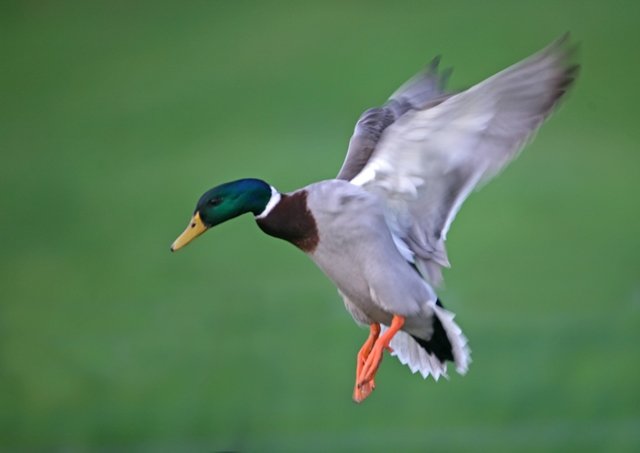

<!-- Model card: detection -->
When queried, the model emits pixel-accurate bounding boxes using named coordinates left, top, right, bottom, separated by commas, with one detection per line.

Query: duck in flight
left=171, top=36, right=578, bottom=403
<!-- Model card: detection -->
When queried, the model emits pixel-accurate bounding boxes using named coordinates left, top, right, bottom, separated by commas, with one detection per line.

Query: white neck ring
left=255, top=186, right=281, bottom=219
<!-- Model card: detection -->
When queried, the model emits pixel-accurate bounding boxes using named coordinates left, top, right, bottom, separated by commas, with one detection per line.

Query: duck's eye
left=209, top=197, right=222, bottom=206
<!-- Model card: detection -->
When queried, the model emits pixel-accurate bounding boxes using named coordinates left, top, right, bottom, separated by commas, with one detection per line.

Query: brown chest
left=256, top=190, right=319, bottom=253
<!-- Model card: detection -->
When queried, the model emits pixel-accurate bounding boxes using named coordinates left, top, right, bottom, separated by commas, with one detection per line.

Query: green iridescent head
left=171, top=178, right=273, bottom=251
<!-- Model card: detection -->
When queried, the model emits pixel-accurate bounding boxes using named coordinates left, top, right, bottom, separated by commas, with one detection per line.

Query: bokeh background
left=2, top=1, right=639, bottom=451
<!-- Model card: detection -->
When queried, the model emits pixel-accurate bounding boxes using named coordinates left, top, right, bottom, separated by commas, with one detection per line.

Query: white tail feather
left=382, top=303, right=471, bottom=379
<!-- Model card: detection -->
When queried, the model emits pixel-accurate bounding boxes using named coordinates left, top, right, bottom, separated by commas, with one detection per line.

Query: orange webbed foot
left=353, top=323, right=380, bottom=403
left=353, top=377, right=375, bottom=403
left=354, top=315, right=405, bottom=402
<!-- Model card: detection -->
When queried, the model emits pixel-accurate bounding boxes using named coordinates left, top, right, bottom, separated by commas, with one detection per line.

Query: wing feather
left=337, top=57, right=454, bottom=181
left=351, top=35, right=578, bottom=285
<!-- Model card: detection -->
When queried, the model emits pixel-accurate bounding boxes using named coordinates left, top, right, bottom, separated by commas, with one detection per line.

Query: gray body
left=304, top=180, right=437, bottom=339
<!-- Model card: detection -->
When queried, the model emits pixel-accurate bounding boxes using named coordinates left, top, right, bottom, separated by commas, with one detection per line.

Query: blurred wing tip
left=555, top=31, right=571, bottom=45
left=440, top=66, right=453, bottom=86
left=428, top=55, right=442, bottom=71
left=548, top=32, right=573, bottom=50
left=548, top=33, right=581, bottom=61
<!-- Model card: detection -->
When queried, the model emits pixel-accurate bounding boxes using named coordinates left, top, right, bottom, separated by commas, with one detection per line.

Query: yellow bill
left=171, top=212, right=208, bottom=251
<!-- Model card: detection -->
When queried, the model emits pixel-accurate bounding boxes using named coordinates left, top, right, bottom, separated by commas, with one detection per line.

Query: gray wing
left=336, top=57, right=454, bottom=181
left=351, top=35, right=579, bottom=285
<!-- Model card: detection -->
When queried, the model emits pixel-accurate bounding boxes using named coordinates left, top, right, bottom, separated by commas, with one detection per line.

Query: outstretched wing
left=336, top=57, right=454, bottom=181
left=351, top=35, right=578, bottom=285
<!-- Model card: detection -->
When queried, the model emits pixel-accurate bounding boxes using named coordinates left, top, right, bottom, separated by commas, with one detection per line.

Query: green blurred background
left=2, top=1, right=639, bottom=451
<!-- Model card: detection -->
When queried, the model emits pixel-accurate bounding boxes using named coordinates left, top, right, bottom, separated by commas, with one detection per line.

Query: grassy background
left=1, top=1, right=639, bottom=451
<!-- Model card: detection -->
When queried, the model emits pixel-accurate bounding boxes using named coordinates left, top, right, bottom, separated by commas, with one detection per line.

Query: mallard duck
left=171, top=36, right=577, bottom=403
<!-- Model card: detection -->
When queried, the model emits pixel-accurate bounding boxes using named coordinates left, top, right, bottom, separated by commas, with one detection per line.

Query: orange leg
left=357, top=315, right=405, bottom=393
left=353, top=323, right=380, bottom=403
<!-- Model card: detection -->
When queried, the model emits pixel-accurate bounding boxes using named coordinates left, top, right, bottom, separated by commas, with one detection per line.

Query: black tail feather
left=410, top=298, right=454, bottom=363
